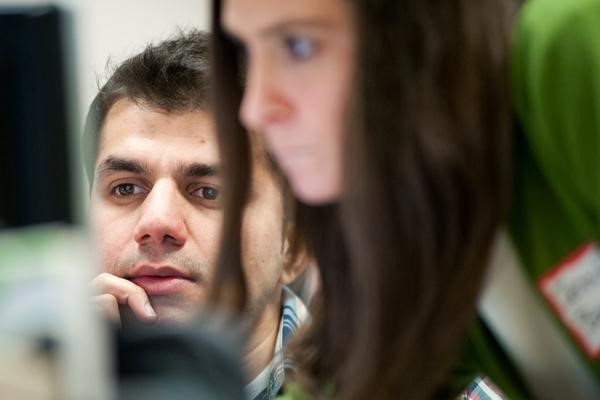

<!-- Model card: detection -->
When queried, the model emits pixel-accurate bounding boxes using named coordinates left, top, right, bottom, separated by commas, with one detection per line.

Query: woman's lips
left=130, top=275, right=195, bottom=296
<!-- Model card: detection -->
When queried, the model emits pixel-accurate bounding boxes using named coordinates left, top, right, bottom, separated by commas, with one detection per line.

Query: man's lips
left=127, top=266, right=196, bottom=296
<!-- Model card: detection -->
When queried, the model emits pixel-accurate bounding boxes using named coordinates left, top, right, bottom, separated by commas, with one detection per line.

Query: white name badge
left=539, top=243, right=600, bottom=359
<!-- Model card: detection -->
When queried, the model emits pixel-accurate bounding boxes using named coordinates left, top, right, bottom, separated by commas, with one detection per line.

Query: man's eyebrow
left=180, top=163, right=220, bottom=178
left=96, top=156, right=149, bottom=179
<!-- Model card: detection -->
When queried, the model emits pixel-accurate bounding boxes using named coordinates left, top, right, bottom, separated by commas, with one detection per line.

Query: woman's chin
left=289, top=175, right=342, bottom=206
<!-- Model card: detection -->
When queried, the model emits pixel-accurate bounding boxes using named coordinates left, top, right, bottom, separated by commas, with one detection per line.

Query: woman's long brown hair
left=210, top=0, right=518, bottom=398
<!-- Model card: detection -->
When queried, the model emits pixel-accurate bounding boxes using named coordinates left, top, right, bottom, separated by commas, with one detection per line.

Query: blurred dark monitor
left=0, top=6, right=72, bottom=228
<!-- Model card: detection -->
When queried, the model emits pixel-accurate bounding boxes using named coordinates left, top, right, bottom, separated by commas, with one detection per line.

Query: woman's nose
left=239, top=52, right=292, bottom=132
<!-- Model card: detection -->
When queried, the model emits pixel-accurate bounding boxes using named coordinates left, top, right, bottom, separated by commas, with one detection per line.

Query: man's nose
left=239, top=52, right=291, bottom=132
left=133, top=180, right=188, bottom=249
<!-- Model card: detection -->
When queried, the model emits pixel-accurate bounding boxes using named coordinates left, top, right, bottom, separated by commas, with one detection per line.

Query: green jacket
left=467, top=0, right=600, bottom=398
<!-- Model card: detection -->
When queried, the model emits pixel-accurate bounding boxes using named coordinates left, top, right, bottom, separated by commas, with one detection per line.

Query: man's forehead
left=99, top=99, right=215, bottom=146
left=93, top=100, right=222, bottom=179
left=98, top=99, right=215, bottom=151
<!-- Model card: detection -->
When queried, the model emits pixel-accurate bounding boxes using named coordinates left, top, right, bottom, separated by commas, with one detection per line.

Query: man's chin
left=151, top=297, right=203, bottom=324
left=118, top=297, right=202, bottom=327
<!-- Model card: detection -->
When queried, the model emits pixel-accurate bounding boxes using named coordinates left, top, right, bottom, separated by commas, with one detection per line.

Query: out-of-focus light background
left=1, top=0, right=209, bottom=117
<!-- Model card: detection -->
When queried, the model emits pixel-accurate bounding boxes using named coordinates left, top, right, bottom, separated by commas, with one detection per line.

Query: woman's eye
left=112, top=183, right=145, bottom=197
left=285, top=36, right=316, bottom=60
left=193, top=186, right=219, bottom=201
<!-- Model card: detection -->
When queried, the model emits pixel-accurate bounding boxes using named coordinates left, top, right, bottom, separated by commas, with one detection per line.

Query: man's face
left=89, top=99, right=288, bottom=323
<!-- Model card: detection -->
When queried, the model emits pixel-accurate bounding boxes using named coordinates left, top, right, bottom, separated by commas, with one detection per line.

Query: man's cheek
left=97, top=238, right=123, bottom=274
left=97, top=250, right=114, bottom=274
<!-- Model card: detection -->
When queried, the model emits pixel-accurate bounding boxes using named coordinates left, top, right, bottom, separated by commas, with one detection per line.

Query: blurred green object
left=510, top=0, right=600, bottom=283
left=509, top=0, right=600, bottom=388
left=468, top=0, right=600, bottom=398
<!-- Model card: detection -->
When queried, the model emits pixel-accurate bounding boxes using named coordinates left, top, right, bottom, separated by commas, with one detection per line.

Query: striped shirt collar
left=246, top=286, right=310, bottom=400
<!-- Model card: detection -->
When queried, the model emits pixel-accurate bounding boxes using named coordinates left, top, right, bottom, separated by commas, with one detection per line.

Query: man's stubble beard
left=113, top=246, right=209, bottom=279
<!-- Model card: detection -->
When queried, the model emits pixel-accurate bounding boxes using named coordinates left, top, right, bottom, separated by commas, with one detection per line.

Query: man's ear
left=280, top=222, right=310, bottom=285
left=281, top=238, right=310, bottom=285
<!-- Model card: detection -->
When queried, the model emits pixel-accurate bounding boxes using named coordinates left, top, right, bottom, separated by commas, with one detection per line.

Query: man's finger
left=91, top=272, right=157, bottom=322
left=92, top=293, right=121, bottom=325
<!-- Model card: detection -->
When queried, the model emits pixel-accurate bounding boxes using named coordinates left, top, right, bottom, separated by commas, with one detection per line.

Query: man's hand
left=91, top=272, right=157, bottom=325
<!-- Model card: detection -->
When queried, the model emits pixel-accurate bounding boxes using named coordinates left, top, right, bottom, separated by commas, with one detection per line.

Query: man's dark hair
left=82, top=30, right=211, bottom=184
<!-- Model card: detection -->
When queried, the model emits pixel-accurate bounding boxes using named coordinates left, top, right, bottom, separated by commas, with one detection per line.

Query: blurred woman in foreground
left=210, top=1, right=516, bottom=398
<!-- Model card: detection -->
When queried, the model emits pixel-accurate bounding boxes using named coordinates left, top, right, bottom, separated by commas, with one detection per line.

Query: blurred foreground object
left=117, top=319, right=246, bottom=400
left=0, top=226, right=113, bottom=400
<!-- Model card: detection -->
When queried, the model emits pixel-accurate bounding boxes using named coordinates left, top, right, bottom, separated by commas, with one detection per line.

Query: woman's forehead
left=221, top=0, right=351, bottom=38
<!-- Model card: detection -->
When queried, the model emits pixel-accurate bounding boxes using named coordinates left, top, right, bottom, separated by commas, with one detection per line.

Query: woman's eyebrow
left=260, top=18, right=333, bottom=37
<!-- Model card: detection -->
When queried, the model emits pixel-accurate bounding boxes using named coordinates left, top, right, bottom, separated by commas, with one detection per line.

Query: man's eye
left=193, top=186, right=219, bottom=201
left=112, top=183, right=144, bottom=197
left=285, top=36, right=316, bottom=60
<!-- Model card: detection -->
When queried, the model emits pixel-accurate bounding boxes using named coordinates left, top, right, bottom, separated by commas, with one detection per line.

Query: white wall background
left=73, top=0, right=210, bottom=116
left=0, top=0, right=210, bottom=220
